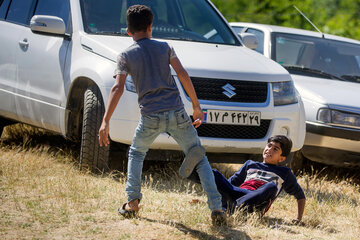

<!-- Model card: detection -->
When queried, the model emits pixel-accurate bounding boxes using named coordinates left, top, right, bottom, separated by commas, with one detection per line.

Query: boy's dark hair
left=126, top=5, right=153, bottom=34
left=267, top=135, right=292, bottom=157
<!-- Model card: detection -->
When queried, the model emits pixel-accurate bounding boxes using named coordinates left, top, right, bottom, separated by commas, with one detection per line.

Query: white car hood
left=80, top=34, right=291, bottom=82
left=292, top=74, right=360, bottom=108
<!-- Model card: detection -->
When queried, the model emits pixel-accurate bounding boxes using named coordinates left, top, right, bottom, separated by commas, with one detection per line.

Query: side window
left=34, top=0, right=70, bottom=32
left=0, top=0, right=11, bottom=19
left=6, top=0, right=34, bottom=25
left=232, top=26, right=244, bottom=35
left=246, top=28, right=264, bottom=54
left=275, top=36, right=305, bottom=66
left=355, top=56, right=360, bottom=69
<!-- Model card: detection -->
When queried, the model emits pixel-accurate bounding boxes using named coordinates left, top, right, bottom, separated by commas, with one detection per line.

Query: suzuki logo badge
left=222, top=83, right=236, bottom=98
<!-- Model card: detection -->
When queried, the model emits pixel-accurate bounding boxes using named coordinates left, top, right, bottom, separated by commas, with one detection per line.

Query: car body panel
left=0, top=1, right=306, bottom=163
left=231, top=22, right=360, bottom=166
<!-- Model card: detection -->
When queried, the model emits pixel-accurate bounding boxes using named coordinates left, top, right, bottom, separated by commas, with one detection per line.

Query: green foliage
left=212, top=0, right=360, bottom=41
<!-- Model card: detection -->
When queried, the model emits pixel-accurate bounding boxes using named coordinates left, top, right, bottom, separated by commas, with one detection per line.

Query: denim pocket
left=142, top=115, right=160, bottom=130
left=175, top=109, right=191, bottom=129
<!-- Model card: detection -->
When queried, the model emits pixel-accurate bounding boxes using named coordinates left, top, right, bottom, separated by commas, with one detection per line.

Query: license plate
left=203, top=109, right=261, bottom=126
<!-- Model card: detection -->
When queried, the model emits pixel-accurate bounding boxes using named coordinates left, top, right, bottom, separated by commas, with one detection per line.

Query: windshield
left=273, top=33, right=360, bottom=83
left=80, top=0, right=239, bottom=45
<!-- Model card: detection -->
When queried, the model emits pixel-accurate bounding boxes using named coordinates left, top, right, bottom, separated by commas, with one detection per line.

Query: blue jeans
left=212, top=169, right=277, bottom=214
left=126, top=108, right=222, bottom=211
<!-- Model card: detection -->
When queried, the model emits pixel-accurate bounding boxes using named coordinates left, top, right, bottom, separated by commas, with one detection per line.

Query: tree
left=212, top=0, right=360, bottom=41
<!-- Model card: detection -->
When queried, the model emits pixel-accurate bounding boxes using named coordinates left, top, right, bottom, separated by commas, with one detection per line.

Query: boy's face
left=263, top=141, right=286, bottom=165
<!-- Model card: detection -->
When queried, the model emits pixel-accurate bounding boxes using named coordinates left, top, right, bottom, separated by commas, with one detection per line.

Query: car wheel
left=0, top=118, right=14, bottom=138
left=79, top=85, right=110, bottom=172
left=0, top=124, right=3, bottom=138
left=289, top=150, right=304, bottom=174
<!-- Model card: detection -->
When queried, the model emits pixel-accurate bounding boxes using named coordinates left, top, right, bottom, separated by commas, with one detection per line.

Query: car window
left=6, top=0, right=35, bottom=25
left=80, top=0, right=239, bottom=45
left=34, top=0, right=71, bottom=32
left=355, top=56, right=360, bottom=69
left=0, top=0, right=11, bottom=19
left=178, top=0, right=235, bottom=44
left=246, top=28, right=264, bottom=54
left=231, top=26, right=244, bottom=35
left=274, top=33, right=360, bottom=83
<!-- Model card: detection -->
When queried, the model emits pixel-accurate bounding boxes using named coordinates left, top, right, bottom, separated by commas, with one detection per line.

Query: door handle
left=19, top=38, right=29, bottom=48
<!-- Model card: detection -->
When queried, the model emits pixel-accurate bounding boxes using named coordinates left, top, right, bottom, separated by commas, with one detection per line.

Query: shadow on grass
left=0, top=124, right=80, bottom=160
left=304, top=187, right=358, bottom=207
left=301, top=161, right=360, bottom=185
left=142, top=217, right=251, bottom=240
left=262, top=215, right=338, bottom=234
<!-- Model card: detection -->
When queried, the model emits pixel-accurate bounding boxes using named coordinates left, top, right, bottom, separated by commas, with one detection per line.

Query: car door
left=0, top=0, right=34, bottom=120
left=16, top=0, right=71, bottom=132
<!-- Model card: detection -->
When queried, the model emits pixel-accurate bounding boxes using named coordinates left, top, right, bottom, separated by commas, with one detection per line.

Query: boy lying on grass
left=189, top=135, right=306, bottom=223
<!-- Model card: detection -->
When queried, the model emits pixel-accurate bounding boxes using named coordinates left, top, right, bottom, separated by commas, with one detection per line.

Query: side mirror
left=239, top=33, right=258, bottom=50
left=30, top=15, right=66, bottom=35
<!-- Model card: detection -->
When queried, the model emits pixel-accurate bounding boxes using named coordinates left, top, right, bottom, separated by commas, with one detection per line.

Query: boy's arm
left=294, top=198, right=306, bottom=223
left=283, top=171, right=306, bottom=224
left=170, top=57, right=203, bottom=128
left=98, top=74, right=126, bottom=147
left=228, top=160, right=249, bottom=186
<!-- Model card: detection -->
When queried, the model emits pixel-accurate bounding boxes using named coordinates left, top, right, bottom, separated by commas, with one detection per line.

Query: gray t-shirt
left=114, top=38, right=184, bottom=115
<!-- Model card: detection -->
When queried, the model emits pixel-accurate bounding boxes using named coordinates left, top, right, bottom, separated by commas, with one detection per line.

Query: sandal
left=211, top=211, right=227, bottom=227
left=179, top=145, right=206, bottom=178
left=118, top=201, right=139, bottom=218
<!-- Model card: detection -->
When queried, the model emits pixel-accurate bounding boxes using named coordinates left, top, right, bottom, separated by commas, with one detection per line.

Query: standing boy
left=98, top=5, right=226, bottom=226
left=202, top=135, right=306, bottom=223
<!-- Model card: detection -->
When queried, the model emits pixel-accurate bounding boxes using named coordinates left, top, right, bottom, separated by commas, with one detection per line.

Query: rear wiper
left=283, top=65, right=346, bottom=81
left=341, top=75, right=360, bottom=83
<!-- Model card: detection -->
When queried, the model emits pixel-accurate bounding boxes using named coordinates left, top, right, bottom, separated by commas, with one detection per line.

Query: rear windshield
left=80, top=0, right=239, bottom=46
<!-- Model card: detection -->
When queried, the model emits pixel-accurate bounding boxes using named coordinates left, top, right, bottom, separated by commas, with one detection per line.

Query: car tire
left=79, top=85, right=110, bottom=172
left=0, top=118, right=14, bottom=138
left=289, top=150, right=304, bottom=174
left=0, top=124, right=3, bottom=138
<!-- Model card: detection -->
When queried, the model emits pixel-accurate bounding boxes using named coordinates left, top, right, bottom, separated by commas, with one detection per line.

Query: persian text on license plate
left=203, top=109, right=261, bottom=126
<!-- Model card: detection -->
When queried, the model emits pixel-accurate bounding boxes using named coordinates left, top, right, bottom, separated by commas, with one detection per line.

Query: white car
left=0, top=0, right=305, bottom=171
left=231, top=22, right=360, bottom=168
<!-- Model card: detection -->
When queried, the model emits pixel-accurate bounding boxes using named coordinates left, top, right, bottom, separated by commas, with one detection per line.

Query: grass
left=1, top=124, right=360, bottom=240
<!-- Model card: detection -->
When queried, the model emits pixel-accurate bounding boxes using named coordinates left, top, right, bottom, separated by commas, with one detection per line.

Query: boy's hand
left=99, top=120, right=110, bottom=147
left=192, top=106, right=204, bottom=128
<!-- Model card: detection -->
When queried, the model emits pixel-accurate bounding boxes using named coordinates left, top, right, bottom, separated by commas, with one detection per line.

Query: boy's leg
left=212, top=169, right=250, bottom=213
left=168, top=108, right=222, bottom=211
left=126, top=114, right=161, bottom=203
left=235, top=182, right=277, bottom=213
left=179, top=145, right=205, bottom=178
left=187, top=166, right=250, bottom=213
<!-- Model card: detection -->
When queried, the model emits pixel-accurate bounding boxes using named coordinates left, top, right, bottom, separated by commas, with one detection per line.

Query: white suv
left=231, top=22, right=360, bottom=168
left=0, top=0, right=305, bottom=171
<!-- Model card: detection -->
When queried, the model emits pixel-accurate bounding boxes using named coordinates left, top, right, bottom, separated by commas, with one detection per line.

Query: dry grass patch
left=1, top=125, right=360, bottom=239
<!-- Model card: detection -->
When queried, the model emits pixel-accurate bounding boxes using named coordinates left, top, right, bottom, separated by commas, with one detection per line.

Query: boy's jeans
left=126, top=108, right=222, bottom=211
left=212, top=169, right=277, bottom=214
